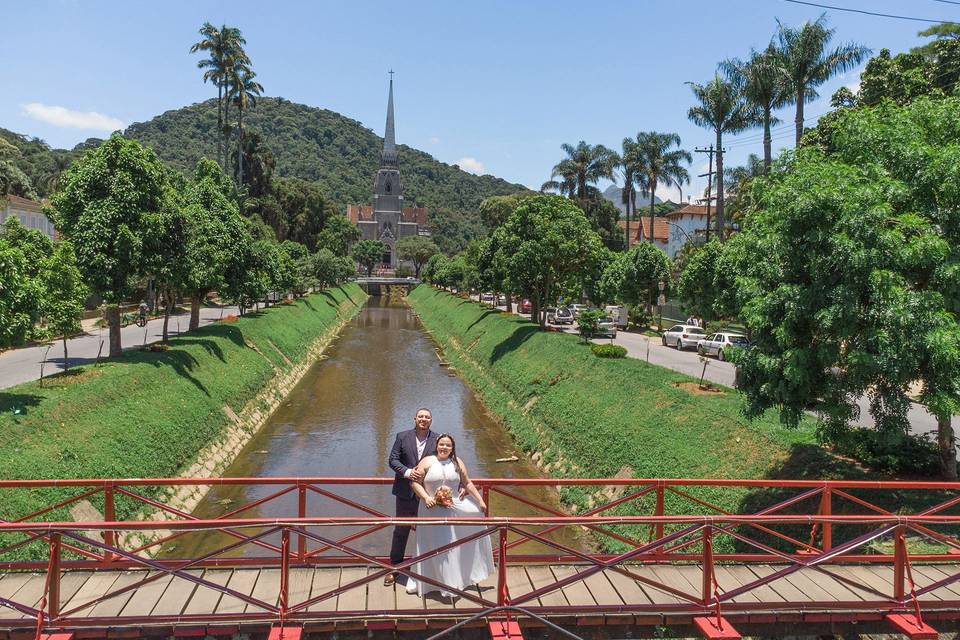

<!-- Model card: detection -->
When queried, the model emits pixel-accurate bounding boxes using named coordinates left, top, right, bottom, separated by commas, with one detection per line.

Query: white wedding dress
left=405, top=456, right=495, bottom=597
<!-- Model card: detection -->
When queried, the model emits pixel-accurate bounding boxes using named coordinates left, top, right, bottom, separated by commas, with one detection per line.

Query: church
left=345, top=74, right=430, bottom=269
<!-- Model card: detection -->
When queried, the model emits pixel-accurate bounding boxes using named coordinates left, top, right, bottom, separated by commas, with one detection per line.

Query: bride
left=405, top=433, right=495, bottom=597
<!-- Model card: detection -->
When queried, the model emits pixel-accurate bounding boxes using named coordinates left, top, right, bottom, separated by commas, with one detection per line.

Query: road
left=0, top=305, right=239, bottom=390
left=475, top=296, right=956, bottom=443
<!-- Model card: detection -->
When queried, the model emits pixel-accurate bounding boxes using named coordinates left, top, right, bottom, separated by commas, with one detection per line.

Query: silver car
left=662, top=324, right=706, bottom=350
left=592, top=316, right=617, bottom=338
left=697, top=332, right=750, bottom=361
left=552, top=307, right=574, bottom=325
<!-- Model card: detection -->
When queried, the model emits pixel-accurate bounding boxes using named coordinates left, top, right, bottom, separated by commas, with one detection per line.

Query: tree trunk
left=105, top=304, right=122, bottom=357
left=190, top=293, right=202, bottom=331
left=237, top=106, right=244, bottom=187
left=531, top=297, right=540, bottom=330
left=939, top=413, right=958, bottom=479
left=625, top=190, right=631, bottom=250
left=162, top=296, right=171, bottom=343
left=648, top=183, right=657, bottom=244
left=62, top=336, right=69, bottom=372
left=763, top=106, right=772, bottom=172
left=795, top=88, right=805, bottom=147
left=506, top=295, right=513, bottom=313
left=715, top=130, right=724, bottom=241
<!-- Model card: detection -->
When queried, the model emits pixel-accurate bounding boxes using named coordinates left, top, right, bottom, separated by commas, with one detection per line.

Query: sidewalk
left=0, top=305, right=239, bottom=390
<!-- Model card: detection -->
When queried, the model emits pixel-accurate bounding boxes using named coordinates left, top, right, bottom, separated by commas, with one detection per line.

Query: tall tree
left=396, top=235, right=439, bottom=278
left=687, top=75, right=759, bottom=240
left=912, top=22, right=960, bottom=58
left=617, top=137, right=640, bottom=250
left=492, top=194, right=603, bottom=328
left=190, top=23, right=249, bottom=172
left=545, top=141, right=616, bottom=202
left=229, top=67, right=263, bottom=188
left=41, top=241, right=88, bottom=369
left=722, top=45, right=789, bottom=171
left=632, top=132, right=691, bottom=244
left=775, top=14, right=869, bottom=145
left=352, top=239, right=387, bottom=277
left=51, top=136, right=168, bottom=356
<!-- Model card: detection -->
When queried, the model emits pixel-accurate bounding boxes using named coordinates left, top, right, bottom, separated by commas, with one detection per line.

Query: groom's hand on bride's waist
left=405, top=467, right=425, bottom=482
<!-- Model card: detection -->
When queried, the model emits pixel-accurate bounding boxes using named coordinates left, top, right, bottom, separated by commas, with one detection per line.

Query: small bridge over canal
left=356, top=277, right=420, bottom=296
left=2, top=478, right=960, bottom=640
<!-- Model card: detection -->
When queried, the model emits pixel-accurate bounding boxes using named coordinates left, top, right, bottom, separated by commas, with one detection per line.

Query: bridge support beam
left=267, top=626, right=302, bottom=640
left=489, top=620, right=523, bottom=639
left=885, top=613, right=937, bottom=640
left=693, top=616, right=741, bottom=640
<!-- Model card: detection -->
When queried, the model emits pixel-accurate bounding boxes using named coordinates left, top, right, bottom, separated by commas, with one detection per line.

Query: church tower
left=372, top=73, right=403, bottom=265
left=344, top=73, right=430, bottom=271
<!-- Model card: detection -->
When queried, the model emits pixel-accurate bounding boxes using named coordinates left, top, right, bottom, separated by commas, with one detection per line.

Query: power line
left=783, top=0, right=950, bottom=23
left=930, top=1, right=960, bottom=7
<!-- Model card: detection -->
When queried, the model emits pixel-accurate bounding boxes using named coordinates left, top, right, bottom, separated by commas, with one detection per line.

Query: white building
left=663, top=204, right=711, bottom=257
left=0, top=195, right=57, bottom=240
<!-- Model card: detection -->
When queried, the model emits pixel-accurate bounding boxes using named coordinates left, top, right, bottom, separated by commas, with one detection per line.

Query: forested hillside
left=124, top=97, right=525, bottom=216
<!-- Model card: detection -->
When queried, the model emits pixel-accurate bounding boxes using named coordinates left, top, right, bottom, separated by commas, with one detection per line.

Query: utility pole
left=694, top=145, right=716, bottom=243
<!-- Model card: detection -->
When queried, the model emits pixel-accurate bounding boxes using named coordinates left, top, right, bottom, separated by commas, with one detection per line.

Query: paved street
left=475, top=296, right=956, bottom=442
left=0, top=305, right=239, bottom=390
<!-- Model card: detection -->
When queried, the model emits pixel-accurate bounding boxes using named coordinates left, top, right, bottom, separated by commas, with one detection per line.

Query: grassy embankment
left=407, top=287, right=894, bottom=552
left=0, top=284, right=366, bottom=529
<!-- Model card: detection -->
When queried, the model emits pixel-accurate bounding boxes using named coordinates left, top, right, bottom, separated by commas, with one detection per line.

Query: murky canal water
left=173, top=295, right=580, bottom=559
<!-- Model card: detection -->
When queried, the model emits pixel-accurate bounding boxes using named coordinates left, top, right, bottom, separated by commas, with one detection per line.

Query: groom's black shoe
left=383, top=573, right=396, bottom=586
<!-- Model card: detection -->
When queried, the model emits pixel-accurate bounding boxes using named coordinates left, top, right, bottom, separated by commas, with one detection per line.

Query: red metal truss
left=0, top=477, right=959, bottom=637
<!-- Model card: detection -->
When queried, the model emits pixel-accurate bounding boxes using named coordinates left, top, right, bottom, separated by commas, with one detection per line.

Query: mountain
left=602, top=184, right=662, bottom=217
left=123, top=97, right=526, bottom=217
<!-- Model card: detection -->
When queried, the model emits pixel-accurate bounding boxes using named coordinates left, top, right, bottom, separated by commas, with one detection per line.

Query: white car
left=697, top=332, right=750, bottom=361
left=662, top=324, right=706, bottom=350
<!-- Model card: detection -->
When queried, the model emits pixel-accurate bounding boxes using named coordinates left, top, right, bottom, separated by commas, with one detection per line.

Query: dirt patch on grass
left=674, top=381, right=726, bottom=396
left=43, top=368, right=102, bottom=387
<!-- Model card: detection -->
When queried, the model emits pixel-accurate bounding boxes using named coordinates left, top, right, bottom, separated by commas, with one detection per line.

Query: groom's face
left=414, top=410, right=432, bottom=432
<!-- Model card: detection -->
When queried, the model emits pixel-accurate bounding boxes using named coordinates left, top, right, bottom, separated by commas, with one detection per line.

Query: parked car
left=568, top=304, right=589, bottom=317
left=552, top=307, right=574, bottom=325
left=605, top=305, right=629, bottom=329
left=545, top=307, right=558, bottom=323
left=519, top=299, right=532, bottom=314
left=697, top=333, right=750, bottom=361
left=480, top=292, right=496, bottom=303
left=662, top=324, right=706, bottom=350
left=592, top=316, right=617, bottom=338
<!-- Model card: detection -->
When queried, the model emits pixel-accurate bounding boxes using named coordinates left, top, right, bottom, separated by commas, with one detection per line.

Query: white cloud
left=20, top=103, right=125, bottom=131
left=455, top=156, right=486, bottom=175
left=428, top=136, right=441, bottom=144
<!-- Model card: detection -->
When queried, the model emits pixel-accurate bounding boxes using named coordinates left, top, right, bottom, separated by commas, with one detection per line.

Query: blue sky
left=2, top=1, right=954, bottom=200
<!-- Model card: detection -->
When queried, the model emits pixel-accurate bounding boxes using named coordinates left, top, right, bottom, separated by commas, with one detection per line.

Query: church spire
left=382, top=71, right=398, bottom=166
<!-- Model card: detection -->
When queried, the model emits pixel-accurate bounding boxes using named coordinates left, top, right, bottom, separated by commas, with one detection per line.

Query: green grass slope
left=0, top=284, right=365, bottom=525
left=407, top=287, right=883, bottom=551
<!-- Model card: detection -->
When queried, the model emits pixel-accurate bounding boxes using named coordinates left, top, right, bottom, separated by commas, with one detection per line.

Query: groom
left=385, top=407, right=438, bottom=586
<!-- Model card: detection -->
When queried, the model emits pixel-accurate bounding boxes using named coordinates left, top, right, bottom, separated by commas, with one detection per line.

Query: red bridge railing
left=0, top=477, right=958, bottom=636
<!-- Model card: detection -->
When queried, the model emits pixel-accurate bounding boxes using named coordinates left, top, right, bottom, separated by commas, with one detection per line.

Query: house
left=618, top=218, right=669, bottom=255
left=0, top=194, right=57, bottom=240
left=663, top=204, right=711, bottom=257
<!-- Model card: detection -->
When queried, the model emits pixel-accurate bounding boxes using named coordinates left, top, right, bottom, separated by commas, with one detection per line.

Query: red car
left=519, top=299, right=532, bottom=314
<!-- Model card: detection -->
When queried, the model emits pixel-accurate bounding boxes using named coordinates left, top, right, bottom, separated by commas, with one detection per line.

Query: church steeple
left=381, top=71, right=398, bottom=167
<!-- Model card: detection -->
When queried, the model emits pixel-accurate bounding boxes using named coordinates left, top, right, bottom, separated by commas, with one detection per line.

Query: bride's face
left=437, top=437, right=454, bottom=459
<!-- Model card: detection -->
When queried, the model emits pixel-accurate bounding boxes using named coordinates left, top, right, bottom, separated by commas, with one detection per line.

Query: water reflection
left=172, top=295, right=580, bottom=559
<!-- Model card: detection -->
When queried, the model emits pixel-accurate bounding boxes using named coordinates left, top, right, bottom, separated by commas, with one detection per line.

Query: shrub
left=591, top=343, right=627, bottom=358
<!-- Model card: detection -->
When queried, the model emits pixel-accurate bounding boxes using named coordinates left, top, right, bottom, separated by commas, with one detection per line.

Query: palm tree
left=229, top=67, right=264, bottom=188
left=721, top=44, right=789, bottom=172
left=775, top=15, right=870, bottom=145
left=190, top=24, right=249, bottom=172
left=632, top=132, right=691, bottom=244
left=540, top=169, right=577, bottom=197
left=616, top=137, right=640, bottom=249
left=547, top=141, right=617, bottom=202
left=687, top=75, right=760, bottom=240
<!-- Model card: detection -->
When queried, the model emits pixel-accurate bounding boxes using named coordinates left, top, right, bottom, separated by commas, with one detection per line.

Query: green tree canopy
left=51, top=135, right=170, bottom=356
left=352, top=239, right=386, bottom=277
left=732, top=96, right=960, bottom=478
left=600, top=242, right=672, bottom=309
left=492, top=194, right=603, bottom=327
left=315, top=214, right=360, bottom=256
left=396, top=235, right=439, bottom=278
left=41, top=241, right=89, bottom=369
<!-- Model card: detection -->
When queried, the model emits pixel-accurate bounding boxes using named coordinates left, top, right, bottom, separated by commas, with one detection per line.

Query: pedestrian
left=385, top=408, right=439, bottom=586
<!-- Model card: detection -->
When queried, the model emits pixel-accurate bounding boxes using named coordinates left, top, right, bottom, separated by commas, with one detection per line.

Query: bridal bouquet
left=433, top=486, right=454, bottom=508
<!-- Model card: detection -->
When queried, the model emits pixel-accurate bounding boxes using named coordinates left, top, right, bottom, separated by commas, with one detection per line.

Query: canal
left=175, top=294, right=581, bottom=559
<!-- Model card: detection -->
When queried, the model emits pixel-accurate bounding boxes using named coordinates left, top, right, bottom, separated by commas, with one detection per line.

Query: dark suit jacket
left=389, top=429, right=438, bottom=499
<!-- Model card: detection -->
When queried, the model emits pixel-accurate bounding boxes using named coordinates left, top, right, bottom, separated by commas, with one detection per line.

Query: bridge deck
left=3, top=563, right=959, bottom=635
